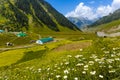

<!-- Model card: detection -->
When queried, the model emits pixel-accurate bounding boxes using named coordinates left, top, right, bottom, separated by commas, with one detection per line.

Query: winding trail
left=0, top=44, right=36, bottom=52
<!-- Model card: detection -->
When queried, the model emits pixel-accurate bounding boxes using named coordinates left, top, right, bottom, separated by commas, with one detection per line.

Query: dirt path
left=0, top=44, right=36, bottom=52
left=53, top=41, right=92, bottom=52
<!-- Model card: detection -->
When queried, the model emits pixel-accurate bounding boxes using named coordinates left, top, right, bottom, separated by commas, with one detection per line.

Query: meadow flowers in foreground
left=0, top=47, right=120, bottom=80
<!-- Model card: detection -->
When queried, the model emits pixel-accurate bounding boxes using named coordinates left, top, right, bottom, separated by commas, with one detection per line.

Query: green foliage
left=15, top=0, right=32, bottom=14
left=8, top=1, right=29, bottom=30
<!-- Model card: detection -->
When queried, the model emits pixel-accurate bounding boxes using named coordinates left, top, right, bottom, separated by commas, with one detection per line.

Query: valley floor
left=0, top=32, right=120, bottom=80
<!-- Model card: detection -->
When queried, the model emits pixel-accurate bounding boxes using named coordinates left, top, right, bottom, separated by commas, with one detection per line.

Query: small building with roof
left=36, top=37, right=54, bottom=44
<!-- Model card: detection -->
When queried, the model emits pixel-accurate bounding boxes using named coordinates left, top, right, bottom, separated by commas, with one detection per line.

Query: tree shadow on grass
left=14, top=49, right=46, bottom=64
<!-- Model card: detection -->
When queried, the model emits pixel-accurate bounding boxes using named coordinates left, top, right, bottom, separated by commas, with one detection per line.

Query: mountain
left=67, top=17, right=94, bottom=29
left=90, top=9, right=120, bottom=27
left=0, top=0, right=79, bottom=32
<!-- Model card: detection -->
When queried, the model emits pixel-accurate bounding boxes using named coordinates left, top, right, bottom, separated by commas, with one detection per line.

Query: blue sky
left=45, top=0, right=112, bottom=15
left=45, top=0, right=120, bottom=20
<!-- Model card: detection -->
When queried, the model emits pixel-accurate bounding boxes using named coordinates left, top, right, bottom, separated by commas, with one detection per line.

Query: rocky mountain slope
left=0, top=0, right=79, bottom=32
left=67, top=17, right=94, bottom=29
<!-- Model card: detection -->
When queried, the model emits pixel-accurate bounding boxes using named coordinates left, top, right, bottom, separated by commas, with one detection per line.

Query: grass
left=88, top=19, right=120, bottom=33
left=0, top=49, right=24, bottom=67
left=0, top=32, right=120, bottom=80
left=0, top=14, right=7, bottom=24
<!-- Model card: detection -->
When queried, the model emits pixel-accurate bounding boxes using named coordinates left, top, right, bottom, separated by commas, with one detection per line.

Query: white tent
left=36, top=40, right=43, bottom=44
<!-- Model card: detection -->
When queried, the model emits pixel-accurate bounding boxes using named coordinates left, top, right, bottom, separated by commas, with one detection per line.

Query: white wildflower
left=82, top=71, right=86, bottom=74
left=63, top=75, right=68, bottom=79
left=95, top=59, right=100, bottom=62
left=113, top=48, right=116, bottom=51
left=74, top=77, right=78, bottom=80
left=38, top=68, right=41, bottom=72
left=90, top=54, right=97, bottom=59
left=111, top=54, right=116, bottom=57
left=82, top=58, right=86, bottom=60
left=64, top=69, right=69, bottom=74
left=108, top=65, right=113, bottom=69
left=90, top=71, right=96, bottom=75
left=29, top=67, right=34, bottom=70
left=109, top=69, right=116, bottom=73
left=106, top=59, right=114, bottom=63
left=80, top=48, right=83, bottom=51
left=89, top=61, right=94, bottom=65
left=75, top=55, right=83, bottom=58
left=47, top=68, right=50, bottom=71
left=115, top=58, right=120, bottom=61
left=84, top=65, right=88, bottom=68
left=99, top=75, right=104, bottom=78
left=98, top=61, right=104, bottom=64
left=56, top=75, right=61, bottom=78
left=54, top=64, right=58, bottom=68
left=65, top=62, right=69, bottom=65
left=76, top=63, right=84, bottom=67
left=84, top=65, right=89, bottom=70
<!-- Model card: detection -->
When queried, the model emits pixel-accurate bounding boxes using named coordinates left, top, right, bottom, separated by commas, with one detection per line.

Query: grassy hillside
left=87, top=19, right=120, bottom=33
left=0, top=0, right=79, bottom=32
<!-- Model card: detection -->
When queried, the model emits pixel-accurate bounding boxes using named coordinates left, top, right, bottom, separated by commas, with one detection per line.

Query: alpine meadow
left=0, top=0, right=120, bottom=80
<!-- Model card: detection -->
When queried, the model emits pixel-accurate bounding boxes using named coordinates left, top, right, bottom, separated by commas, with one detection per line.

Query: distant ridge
left=90, top=9, right=120, bottom=27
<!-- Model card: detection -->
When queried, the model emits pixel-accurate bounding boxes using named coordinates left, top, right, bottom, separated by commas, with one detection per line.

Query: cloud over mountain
left=66, top=0, right=120, bottom=20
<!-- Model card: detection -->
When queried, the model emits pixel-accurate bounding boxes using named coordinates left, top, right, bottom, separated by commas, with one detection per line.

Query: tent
left=0, top=30, right=4, bottom=33
left=17, top=32, right=27, bottom=37
left=36, top=37, right=53, bottom=44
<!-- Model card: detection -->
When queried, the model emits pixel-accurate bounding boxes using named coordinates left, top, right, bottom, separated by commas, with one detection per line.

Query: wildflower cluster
left=0, top=47, right=120, bottom=80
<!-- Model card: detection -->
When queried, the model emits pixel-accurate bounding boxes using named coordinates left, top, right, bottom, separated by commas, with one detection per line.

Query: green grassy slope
left=0, top=0, right=79, bottom=32
left=87, top=19, right=120, bottom=33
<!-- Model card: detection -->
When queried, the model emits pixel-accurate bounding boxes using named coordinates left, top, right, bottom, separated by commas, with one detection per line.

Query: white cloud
left=96, top=5, right=112, bottom=17
left=112, top=0, right=120, bottom=10
left=66, top=3, right=96, bottom=20
left=66, top=0, right=120, bottom=20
